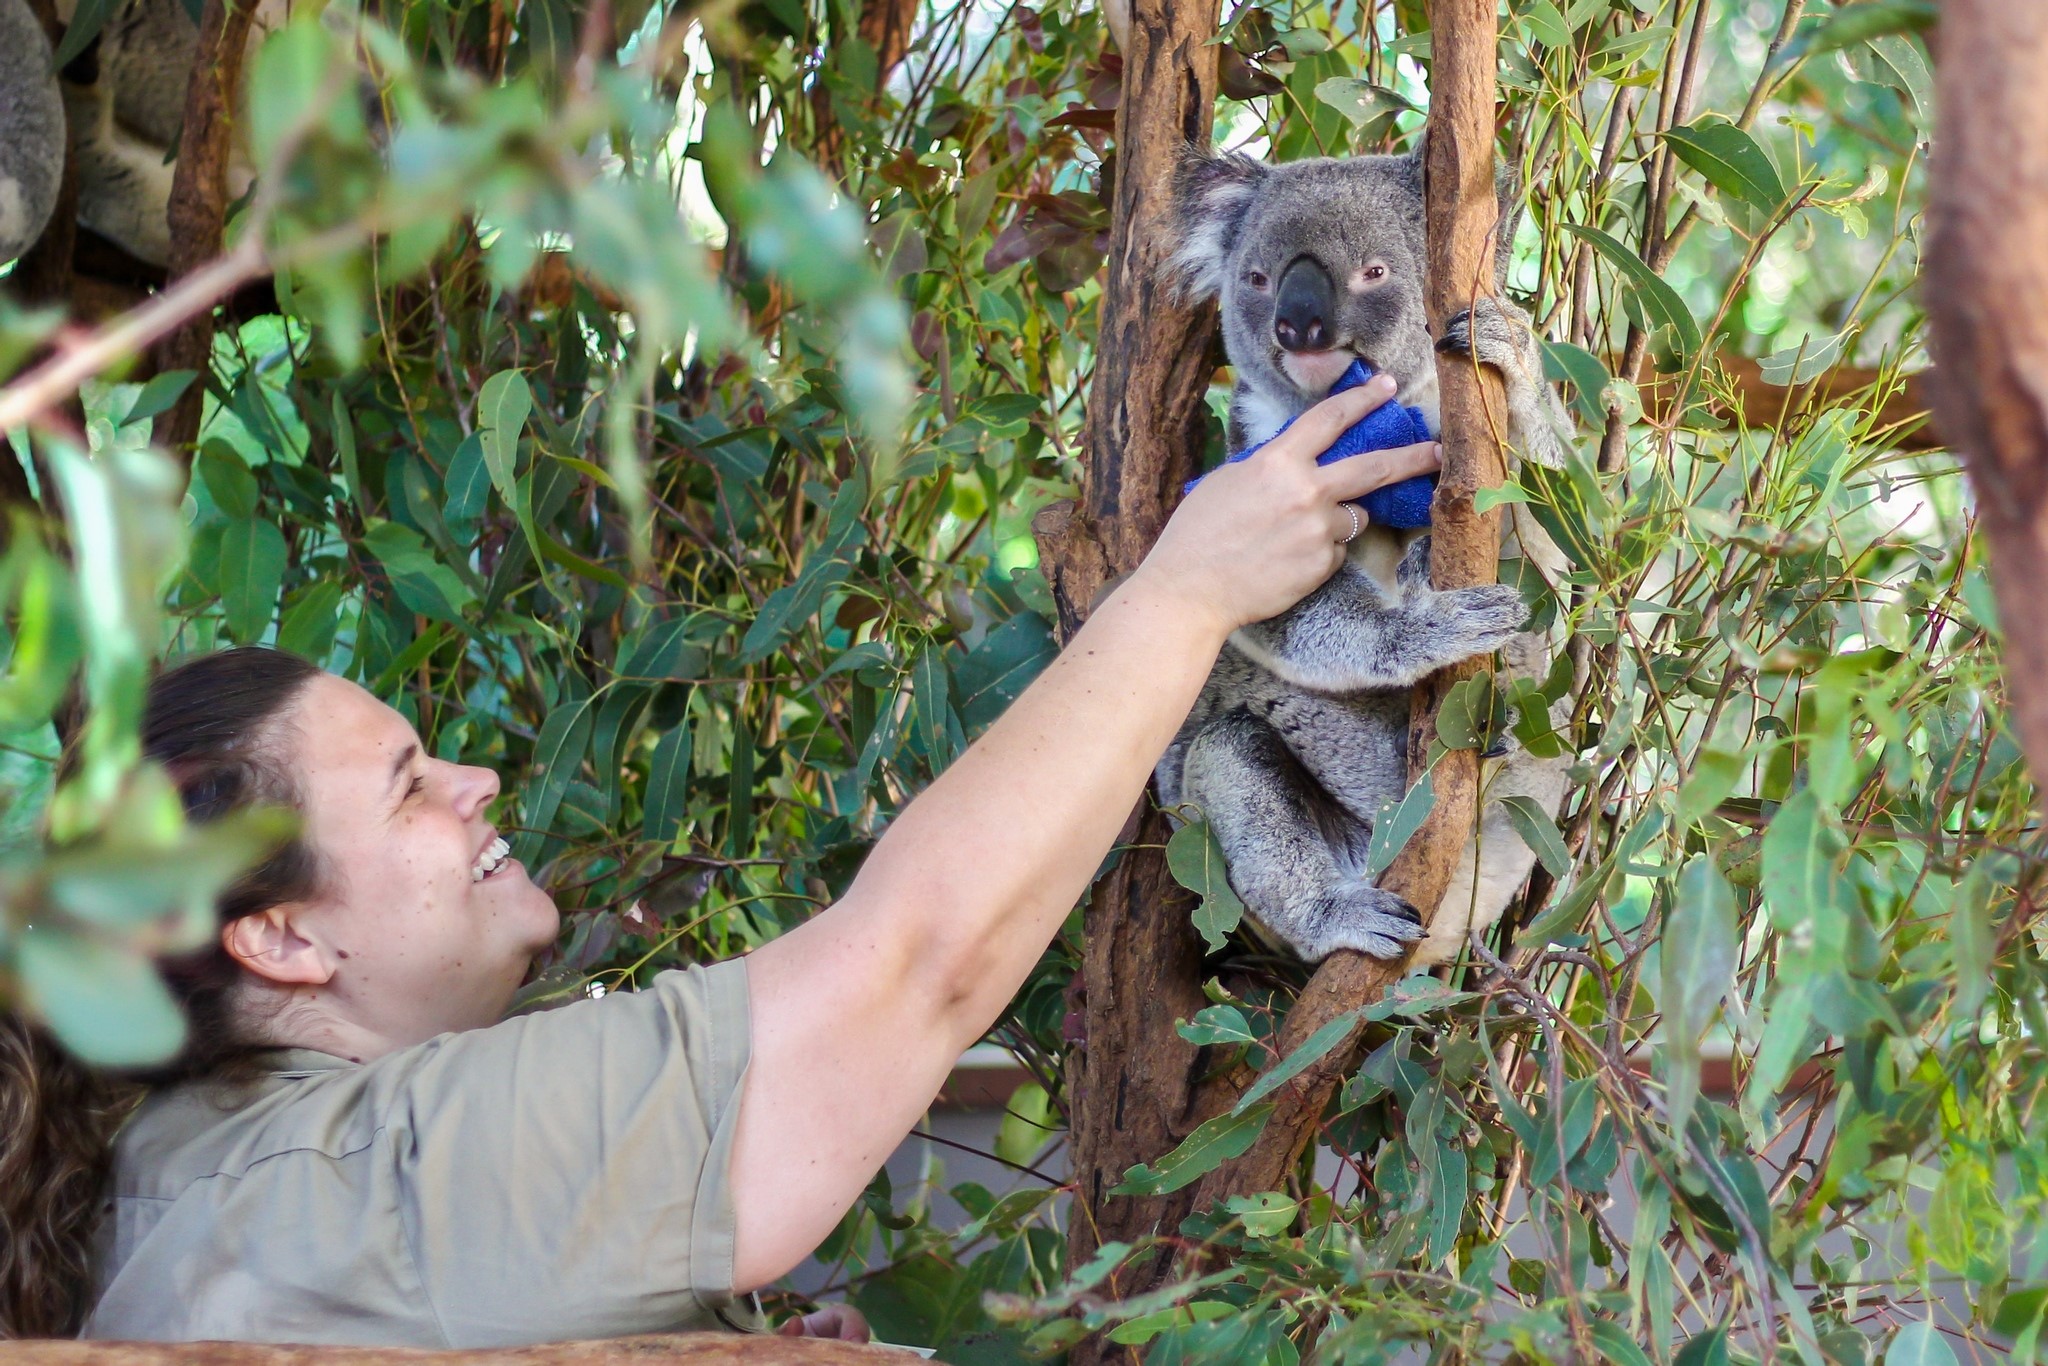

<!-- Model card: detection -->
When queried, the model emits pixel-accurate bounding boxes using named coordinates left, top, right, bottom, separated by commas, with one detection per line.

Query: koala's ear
left=1164, top=145, right=1268, bottom=301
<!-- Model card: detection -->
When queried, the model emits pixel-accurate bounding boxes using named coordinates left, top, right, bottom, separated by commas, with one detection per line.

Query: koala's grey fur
left=0, top=0, right=65, bottom=263
left=0, top=0, right=281, bottom=267
left=1157, top=144, right=1578, bottom=966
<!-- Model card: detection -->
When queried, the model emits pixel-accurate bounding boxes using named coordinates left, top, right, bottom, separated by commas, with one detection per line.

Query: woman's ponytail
left=0, top=1016, right=136, bottom=1337
left=0, top=645, right=324, bottom=1339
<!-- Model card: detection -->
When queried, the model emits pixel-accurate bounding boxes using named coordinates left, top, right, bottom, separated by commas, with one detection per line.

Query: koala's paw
left=1437, top=297, right=1536, bottom=380
left=1429, top=583, right=1530, bottom=659
left=1292, top=880, right=1425, bottom=961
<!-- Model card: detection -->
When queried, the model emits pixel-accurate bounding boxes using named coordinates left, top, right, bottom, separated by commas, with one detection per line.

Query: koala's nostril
left=1274, top=256, right=1336, bottom=354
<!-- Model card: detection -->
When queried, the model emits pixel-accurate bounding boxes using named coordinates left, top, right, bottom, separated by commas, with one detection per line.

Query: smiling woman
left=0, top=380, right=1439, bottom=1349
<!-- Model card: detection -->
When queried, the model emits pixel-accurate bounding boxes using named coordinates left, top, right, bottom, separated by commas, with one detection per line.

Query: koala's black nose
left=1273, top=257, right=1336, bottom=352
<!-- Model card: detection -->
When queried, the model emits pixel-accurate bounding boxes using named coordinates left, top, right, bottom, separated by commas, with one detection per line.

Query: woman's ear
left=222, top=906, right=335, bottom=987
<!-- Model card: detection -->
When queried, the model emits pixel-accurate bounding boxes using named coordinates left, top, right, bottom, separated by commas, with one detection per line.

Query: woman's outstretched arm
left=729, top=376, right=1438, bottom=1289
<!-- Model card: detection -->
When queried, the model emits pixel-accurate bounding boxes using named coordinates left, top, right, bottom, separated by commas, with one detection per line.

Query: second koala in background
left=1156, top=143, right=1578, bottom=967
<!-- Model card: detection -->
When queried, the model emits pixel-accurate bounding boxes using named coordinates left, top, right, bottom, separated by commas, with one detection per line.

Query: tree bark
left=1183, top=0, right=1509, bottom=1207
left=0, top=1337, right=898, bottom=1365
left=1926, top=0, right=2048, bottom=792
left=149, top=0, right=257, bottom=457
left=1033, top=0, right=1217, bottom=1350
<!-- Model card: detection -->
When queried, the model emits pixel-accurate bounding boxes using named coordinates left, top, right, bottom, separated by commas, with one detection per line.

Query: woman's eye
left=407, top=775, right=426, bottom=799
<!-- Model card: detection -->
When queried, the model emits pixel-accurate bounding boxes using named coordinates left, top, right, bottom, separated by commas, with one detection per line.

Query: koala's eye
left=1362, top=264, right=1388, bottom=282
left=1245, top=269, right=1270, bottom=292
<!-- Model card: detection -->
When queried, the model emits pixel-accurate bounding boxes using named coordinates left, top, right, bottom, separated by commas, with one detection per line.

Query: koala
left=0, top=0, right=280, bottom=267
left=0, top=0, right=65, bottom=263
left=1156, top=144, right=1578, bottom=966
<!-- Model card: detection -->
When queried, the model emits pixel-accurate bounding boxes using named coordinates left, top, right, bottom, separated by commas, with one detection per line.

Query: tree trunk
left=149, top=0, right=257, bottom=457
left=1033, top=0, right=1218, bottom=1351
left=1183, top=0, right=1510, bottom=1210
left=0, top=1337, right=898, bottom=1365
left=1925, top=1, right=2048, bottom=792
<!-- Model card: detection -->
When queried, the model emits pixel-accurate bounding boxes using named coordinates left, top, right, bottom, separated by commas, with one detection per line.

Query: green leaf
left=1950, top=868, right=1994, bottom=1020
left=53, top=0, right=117, bottom=70
left=1167, top=819, right=1245, bottom=952
left=1563, top=224, right=1704, bottom=362
left=277, top=579, right=348, bottom=662
left=996, top=1081, right=1055, bottom=1167
left=1541, top=340, right=1613, bottom=428
left=18, top=924, right=187, bottom=1066
left=1368, top=769, right=1436, bottom=876
left=1761, top=788, right=1853, bottom=957
left=1587, top=1320, right=1656, bottom=1366
left=641, top=723, right=693, bottom=845
left=1758, top=331, right=1847, bottom=386
left=1886, top=1321, right=1960, bottom=1366
left=1177, top=1004, right=1256, bottom=1047
left=1672, top=1325, right=1730, bottom=1366
left=1107, top=1302, right=1234, bottom=1345
left=1662, top=119, right=1788, bottom=214
left=217, top=518, right=289, bottom=644
left=954, top=612, right=1055, bottom=731
left=196, top=441, right=260, bottom=520
left=1791, top=0, right=1935, bottom=60
left=1109, top=1102, right=1274, bottom=1195
left=1677, top=747, right=1746, bottom=826
left=333, top=391, right=367, bottom=517
left=121, top=370, right=199, bottom=428
left=478, top=369, right=540, bottom=556
left=516, top=694, right=595, bottom=861
left=1219, top=1191, right=1298, bottom=1237
left=1235, top=1011, right=1364, bottom=1115
left=1500, top=794, right=1571, bottom=878
left=1662, top=854, right=1739, bottom=1133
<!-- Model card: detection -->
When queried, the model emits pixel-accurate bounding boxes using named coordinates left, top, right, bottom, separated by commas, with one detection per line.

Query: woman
left=0, top=378, right=1437, bottom=1346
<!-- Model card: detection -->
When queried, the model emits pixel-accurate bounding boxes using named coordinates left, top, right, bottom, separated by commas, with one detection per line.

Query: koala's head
left=1166, top=146, right=1446, bottom=418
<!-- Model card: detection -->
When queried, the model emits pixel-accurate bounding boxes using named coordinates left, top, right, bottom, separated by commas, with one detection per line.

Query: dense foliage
left=4, top=0, right=2037, bottom=1361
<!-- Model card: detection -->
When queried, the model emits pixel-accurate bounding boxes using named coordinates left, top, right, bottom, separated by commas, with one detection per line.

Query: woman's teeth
left=471, top=836, right=511, bottom=882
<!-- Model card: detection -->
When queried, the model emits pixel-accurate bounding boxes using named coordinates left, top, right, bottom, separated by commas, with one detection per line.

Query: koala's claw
left=1437, top=298, right=1531, bottom=377
left=1293, top=881, right=1426, bottom=961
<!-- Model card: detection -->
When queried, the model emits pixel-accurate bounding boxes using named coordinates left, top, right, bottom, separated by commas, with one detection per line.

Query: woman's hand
left=776, top=1304, right=872, bottom=1341
left=1132, top=374, right=1442, bottom=633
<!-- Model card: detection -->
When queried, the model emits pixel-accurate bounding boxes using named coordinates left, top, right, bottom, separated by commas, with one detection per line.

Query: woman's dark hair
left=0, top=646, right=324, bottom=1339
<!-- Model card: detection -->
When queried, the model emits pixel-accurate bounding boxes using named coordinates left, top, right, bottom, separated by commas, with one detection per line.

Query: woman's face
left=277, top=673, right=561, bottom=1046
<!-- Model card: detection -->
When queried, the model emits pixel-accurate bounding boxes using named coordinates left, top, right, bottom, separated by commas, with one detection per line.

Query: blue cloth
left=1188, top=360, right=1438, bottom=529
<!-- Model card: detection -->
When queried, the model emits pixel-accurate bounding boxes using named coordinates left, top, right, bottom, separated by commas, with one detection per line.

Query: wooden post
left=1925, top=1, right=2048, bottom=793
left=1184, top=0, right=1509, bottom=1206
left=0, top=1336, right=899, bottom=1365
left=1032, top=0, right=1218, bottom=1345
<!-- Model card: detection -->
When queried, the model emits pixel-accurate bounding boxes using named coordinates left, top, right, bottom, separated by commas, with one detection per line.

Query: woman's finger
left=1256, top=375, right=1397, bottom=464
left=1317, top=440, right=1443, bottom=502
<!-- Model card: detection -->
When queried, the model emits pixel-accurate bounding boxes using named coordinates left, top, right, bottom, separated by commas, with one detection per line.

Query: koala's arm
left=1229, top=541, right=1526, bottom=694
left=1439, top=296, right=1577, bottom=470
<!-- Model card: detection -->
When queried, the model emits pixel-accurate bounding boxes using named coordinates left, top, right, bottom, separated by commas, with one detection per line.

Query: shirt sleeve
left=374, top=958, right=753, bottom=1347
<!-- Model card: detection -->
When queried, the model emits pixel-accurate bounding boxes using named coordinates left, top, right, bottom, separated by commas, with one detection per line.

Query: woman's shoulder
left=113, top=959, right=752, bottom=1199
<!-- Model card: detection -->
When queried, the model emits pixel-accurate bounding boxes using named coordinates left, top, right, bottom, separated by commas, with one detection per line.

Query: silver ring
left=1338, top=503, right=1363, bottom=544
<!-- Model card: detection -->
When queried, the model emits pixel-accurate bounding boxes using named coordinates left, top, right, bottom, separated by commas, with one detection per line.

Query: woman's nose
left=455, top=763, right=502, bottom=815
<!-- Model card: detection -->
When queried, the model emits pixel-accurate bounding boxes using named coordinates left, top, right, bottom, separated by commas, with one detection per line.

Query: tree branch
left=150, top=0, right=259, bottom=456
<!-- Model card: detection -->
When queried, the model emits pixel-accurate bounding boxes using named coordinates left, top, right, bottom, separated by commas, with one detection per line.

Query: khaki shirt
left=84, top=959, right=753, bottom=1348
